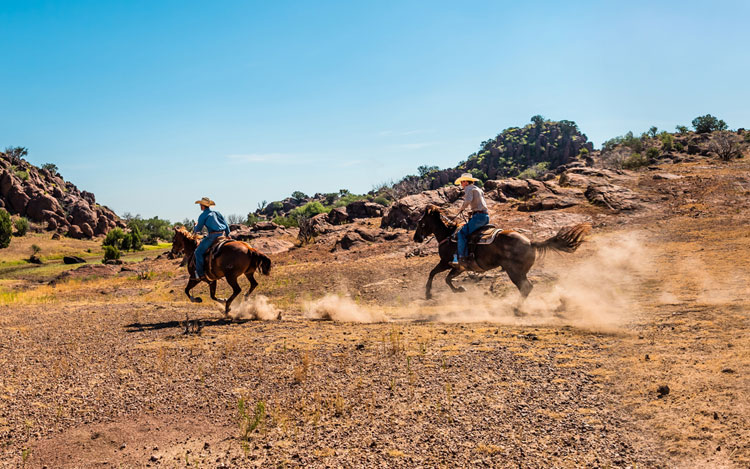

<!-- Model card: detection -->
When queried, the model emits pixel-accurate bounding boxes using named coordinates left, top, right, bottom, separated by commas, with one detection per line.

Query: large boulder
left=308, top=213, right=333, bottom=236
left=346, top=201, right=383, bottom=220
left=80, top=222, right=95, bottom=238
left=332, top=231, right=364, bottom=251
left=381, top=186, right=462, bottom=229
left=7, top=185, right=30, bottom=214
left=25, top=193, right=62, bottom=221
left=66, top=225, right=84, bottom=239
left=69, top=200, right=97, bottom=227
left=327, top=207, right=348, bottom=225
left=0, top=171, right=16, bottom=197
left=584, top=183, right=641, bottom=211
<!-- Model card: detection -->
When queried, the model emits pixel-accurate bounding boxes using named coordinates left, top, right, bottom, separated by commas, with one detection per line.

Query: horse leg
left=425, top=263, right=450, bottom=300
left=244, top=272, right=259, bottom=298
left=209, top=281, right=226, bottom=305
left=506, top=267, right=533, bottom=316
left=223, top=275, right=243, bottom=317
left=445, top=268, right=466, bottom=293
left=185, top=278, right=202, bottom=303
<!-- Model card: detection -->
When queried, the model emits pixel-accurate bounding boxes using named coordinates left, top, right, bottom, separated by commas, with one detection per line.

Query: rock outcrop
left=0, top=151, right=124, bottom=238
left=380, top=186, right=462, bottom=229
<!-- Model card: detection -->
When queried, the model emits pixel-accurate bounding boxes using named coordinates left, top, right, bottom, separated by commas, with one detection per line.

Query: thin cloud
left=378, top=129, right=435, bottom=137
left=226, top=153, right=296, bottom=163
left=388, top=142, right=439, bottom=150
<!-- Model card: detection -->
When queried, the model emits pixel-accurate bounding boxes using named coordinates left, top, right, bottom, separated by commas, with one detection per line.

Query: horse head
left=413, top=205, right=446, bottom=243
left=171, top=226, right=195, bottom=255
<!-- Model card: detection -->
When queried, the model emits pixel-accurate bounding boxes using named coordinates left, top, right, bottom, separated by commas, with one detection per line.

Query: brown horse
left=171, top=227, right=272, bottom=316
left=413, top=205, right=590, bottom=300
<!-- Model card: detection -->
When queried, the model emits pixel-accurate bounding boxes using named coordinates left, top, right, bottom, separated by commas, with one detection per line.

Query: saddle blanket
left=450, top=225, right=504, bottom=245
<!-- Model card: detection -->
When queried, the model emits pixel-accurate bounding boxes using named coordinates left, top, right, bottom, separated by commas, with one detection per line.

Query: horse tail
left=531, top=223, right=591, bottom=256
left=255, top=251, right=272, bottom=276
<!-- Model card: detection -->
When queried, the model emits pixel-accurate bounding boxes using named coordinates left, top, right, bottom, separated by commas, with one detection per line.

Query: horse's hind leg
left=244, top=272, right=259, bottom=298
left=506, top=267, right=533, bottom=298
left=223, top=275, right=243, bottom=317
left=185, top=278, right=202, bottom=303
left=425, top=263, right=449, bottom=300
left=209, top=281, right=226, bottom=305
left=445, top=268, right=466, bottom=293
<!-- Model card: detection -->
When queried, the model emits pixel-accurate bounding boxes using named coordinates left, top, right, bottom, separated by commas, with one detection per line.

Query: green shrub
left=103, top=245, right=120, bottom=261
left=333, top=194, right=367, bottom=208
left=0, top=209, right=11, bottom=249
left=13, top=169, right=29, bottom=181
left=674, top=142, right=684, bottom=152
left=14, top=217, right=29, bottom=236
left=623, top=152, right=648, bottom=169
left=291, top=191, right=308, bottom=201
left=675, top=125, right=689, bottom=135
left=373, top=196, right=390, bottom=206
left=41, top=163, right=58, bottom=174
left=272, top=214, right=297, bottom=228
left=659, top=132, right=674, bottom=151
left=417, top=165, right=439, bottom=177
left=103, top=228, right=125, bottom=248
left=517, top=162, right=550, bottom=180
left=245, top=212, right=260, bottom=226
left=692, top=114, right=727, bottom=134
left=648, top=126, right=659, bottom=138
left=646, top=147, right=660, bottom=160
left=128, top=224, right=144, bottom=250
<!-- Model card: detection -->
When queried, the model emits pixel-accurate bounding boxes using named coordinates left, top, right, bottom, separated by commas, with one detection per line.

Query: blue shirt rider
left=451, top=173, right=489, bottom=269
left=193, top=197, right=230, bottom=280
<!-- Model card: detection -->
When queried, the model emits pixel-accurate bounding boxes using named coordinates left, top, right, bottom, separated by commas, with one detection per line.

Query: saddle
left=450, top=224, right=503, bottom=245
left=191, top=236, right=234, bottom=281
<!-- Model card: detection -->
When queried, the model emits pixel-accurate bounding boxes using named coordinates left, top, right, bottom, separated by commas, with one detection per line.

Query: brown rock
left=381, top=186, right=462, bottom=229
left=80, top=223, right=95, bottom=238
left=346, top=201, right=383, bottom=220
left=25, top=193, right=62, bottom=221
left=327, top=207, right=349, bottom=225
left=7, top=185, right=31, bottom=214
left=67, top=225, right=84, bottom=239
left=584, top=183, right=641, bottom=211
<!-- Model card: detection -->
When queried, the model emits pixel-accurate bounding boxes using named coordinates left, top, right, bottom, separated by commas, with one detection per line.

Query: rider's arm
left=193, top=211, right=207, bottom=233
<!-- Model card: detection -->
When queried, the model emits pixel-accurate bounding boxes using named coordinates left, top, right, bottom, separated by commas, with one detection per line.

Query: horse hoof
left=425, top=294, right=432, bottom=301
left=191, top=297, right=203, bottom=303
left=457, top=286, right=466, bottom=293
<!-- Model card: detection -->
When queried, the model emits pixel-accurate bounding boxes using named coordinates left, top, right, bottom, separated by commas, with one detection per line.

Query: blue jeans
left=194, top=233, right=221, bottom=278
left=457, top=213, right=490, bottom=258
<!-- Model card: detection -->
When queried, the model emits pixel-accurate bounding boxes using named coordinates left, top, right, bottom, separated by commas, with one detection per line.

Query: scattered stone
left=63, top=255, right=86, bottom=264
left=657, top=385, right=670, bottom=397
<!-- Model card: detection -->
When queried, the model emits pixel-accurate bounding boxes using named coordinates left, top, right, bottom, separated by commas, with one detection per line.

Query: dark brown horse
left=413, top=205, right=590, bottom=300
left=171, top=227, right=271, bottom=316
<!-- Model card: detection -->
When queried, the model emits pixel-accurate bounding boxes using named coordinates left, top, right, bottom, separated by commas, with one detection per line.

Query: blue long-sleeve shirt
left=194, top=209, right=230, bottom=236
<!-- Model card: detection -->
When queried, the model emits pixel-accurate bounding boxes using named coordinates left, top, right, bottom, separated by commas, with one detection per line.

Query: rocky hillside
left=0, top=148, right=124, bottom=238
left=460, top=116, right=594, bottom=179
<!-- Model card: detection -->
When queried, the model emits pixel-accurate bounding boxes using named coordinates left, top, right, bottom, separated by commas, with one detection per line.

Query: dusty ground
left=1, top=158, right=748, bottom=468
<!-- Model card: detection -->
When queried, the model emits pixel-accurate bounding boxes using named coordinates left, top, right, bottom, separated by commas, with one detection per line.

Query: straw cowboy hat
left=195, top=197, right=216, bottom=207
left=454, top=173, right=480, bottom=185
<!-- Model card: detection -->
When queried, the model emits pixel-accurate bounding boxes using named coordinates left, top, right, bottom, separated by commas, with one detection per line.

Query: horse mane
left=175, top=226, right=200, bottom=245
left=425, top=204, right=457, bottom=229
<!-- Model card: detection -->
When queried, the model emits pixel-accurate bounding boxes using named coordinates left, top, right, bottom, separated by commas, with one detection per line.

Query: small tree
left=0, top=209, right=11, bottom=249
left=41, top=163, right=58, bottom=174
left=675, top=125, right=689, bottom=135
left=14, top=217, right=29, bottom=236
left=291, top=191, right=308, bottom=201
left=103, top=245, right=121, bottom=262
left=648, top=126, right=659, bottom=138
left=709, top=131, right=746, bottom=161
left=417, top=165, right=439, bottom=177
left=530, top=115, right=546, bottom=126
left=103, top=227, right=126, bottom=249
left=129, top=224, right=143, bottom=250
left=692, top=114, right=728, bottom=134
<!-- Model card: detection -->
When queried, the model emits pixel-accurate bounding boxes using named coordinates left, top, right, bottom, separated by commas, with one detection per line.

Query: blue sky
left=2, top=1, right=748, bottom=222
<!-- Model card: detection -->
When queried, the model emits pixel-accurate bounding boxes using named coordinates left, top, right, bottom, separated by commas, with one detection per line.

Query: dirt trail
left=1, top=159, right=748, bottom=467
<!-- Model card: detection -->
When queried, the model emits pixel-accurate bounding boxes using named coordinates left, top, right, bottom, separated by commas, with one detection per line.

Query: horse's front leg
left=425, top=263, right=450, bottom=300
left=209, top=281, right=227, bottom=305
left=445, top=268, right=466, bottom=293
left=185, top=278, right=203, bottom=303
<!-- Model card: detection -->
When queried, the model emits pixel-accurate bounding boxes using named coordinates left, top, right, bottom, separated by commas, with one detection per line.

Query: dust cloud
left=304, top=294, right=390, bottom=323
left=230, top=295, right=281, bottom=321
left=414, top=232, right=654, bottom=331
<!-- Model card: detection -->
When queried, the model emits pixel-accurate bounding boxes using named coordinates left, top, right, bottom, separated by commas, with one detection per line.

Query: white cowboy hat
left=454, top=173, right=479, bottom=185
left=194, top=197, right=216, bottom=207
